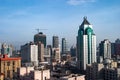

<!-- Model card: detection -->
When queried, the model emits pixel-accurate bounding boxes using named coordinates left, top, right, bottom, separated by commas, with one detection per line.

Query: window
left=7, top=70, right=10, bottom=78
left=7, top=62, right=10, bottom=66
left=13, top=61, right=15, bottom=65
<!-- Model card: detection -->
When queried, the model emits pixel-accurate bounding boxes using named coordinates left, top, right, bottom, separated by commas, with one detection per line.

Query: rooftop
left=0, top=54, right=21, bottom=61
left=81, top=17, right=90, bottom=26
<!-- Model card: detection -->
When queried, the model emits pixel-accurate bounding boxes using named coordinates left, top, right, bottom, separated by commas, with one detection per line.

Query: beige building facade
left=0, top=54, right=21, bottom=80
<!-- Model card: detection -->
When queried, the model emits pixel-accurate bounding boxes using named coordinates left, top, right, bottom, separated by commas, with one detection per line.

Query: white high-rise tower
left=77, top=17, right=96, bottom=70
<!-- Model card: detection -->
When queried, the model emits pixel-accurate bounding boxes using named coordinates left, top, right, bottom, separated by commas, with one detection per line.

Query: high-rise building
left=77, top=17, right=96, bottom=70
left=115, top=39, right=120, bottom=56
left=52, top=36, right=59, bottom=48
left=21, top=42, right=38, bottom=65
left=111, top=43, right=115, bottom=55
left=115, top=38, right=120, bottom=44
left=1, top=43, right=13, bottom=57
left=70, top=46, right=76, bottom=57
left=44, top=45, right=52, bottom=63
left=52, top=48, right=61, bottom=62
left=62, top=38, right=67, bottom=54
left=99, top=39, right=111, bottom=59
left=34, top=32, right=46, bottom=48
left=37, top=42, right=44, bottom=62
left=0, top=54, right=21, bottom=80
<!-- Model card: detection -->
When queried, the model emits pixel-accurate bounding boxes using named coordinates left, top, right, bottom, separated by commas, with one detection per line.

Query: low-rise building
left=0, top=54, right=21, bottom=80
left=17, top=66, right=50, bottom=80
left=30, top=69, right=50, bottom=80
left=86, top=59, right=118, bottom=80
left=86, top=63, right=104, bottom=80
left=60, top=74, right=85, bottom=80
left=103, top=68, right=120, bottom=80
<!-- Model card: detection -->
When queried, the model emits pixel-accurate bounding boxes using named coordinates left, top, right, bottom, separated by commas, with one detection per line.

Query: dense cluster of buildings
left=0, top=17, right=120, bottom=80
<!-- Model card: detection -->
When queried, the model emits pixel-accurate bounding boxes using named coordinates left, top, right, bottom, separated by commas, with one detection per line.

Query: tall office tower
left=111, top=43, right=115, bottom=56
left=52, top=36, right=59, bottom=48
left=77, top=17, right=96, bottom=70
left=34, top=32, right=46, bottom=48
left=115, top=39, right=120, bottom=56
left=99, top=39, right=111, bottom=59
left=37, top=42, right=44, bottom=62
left=21, top=42, right=38, bottom=65
left=62, top=38, right=67, bottom=54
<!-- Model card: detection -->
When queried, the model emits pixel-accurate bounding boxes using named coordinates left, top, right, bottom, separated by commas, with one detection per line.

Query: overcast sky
left=0, top=0, right=120, bottom=49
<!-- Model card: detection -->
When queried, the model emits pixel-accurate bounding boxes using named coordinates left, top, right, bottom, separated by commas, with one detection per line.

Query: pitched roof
left=81, top=17, right=90, bottom=26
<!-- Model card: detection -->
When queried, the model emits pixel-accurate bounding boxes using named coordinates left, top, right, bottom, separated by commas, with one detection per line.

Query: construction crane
left=36, top=28, right=47, bottom=33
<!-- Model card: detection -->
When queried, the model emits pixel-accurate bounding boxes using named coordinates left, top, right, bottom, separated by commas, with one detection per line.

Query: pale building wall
left=42, top=70, right=50, bottom=80
left=18, top=67, right=50, bottom=80
left=21, top=43, right=38, bottom=64
left=18, top=67, right=34, bottom=76
left=33, top=71, right=42, bottom=80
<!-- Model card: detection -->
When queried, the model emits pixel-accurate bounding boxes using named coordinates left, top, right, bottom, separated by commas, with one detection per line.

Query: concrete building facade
left=37, top=42, right=44, bottom=62
left=86, top=63, right=104, bottom=80
left=0, top=54, right=21, bottom=80
left=21, top=42, right=38, bottom=65
left=52, top=48, right=61, bottom=62
left=17, top=66, right=50, bottom=80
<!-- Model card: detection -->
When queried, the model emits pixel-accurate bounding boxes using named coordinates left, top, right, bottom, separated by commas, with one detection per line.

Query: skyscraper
left=34, top=32, right=46, bottom=48
left=37, top=42, right=44, bottom=62
left=115, top=39, right=120, bottom=56
left=62, top=38, right=67, bottom=54
left=99, top=39, right=111, bottom=59
left=52, top=36, right=59, bottom=48
left=77, top=17, right=96, bottom=70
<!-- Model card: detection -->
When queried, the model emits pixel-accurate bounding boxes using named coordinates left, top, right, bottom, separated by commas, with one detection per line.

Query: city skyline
left=0, top=0, right=120, bottom=49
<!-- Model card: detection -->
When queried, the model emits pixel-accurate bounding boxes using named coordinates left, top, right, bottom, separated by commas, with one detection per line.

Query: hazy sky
left=0, top=0, right=120, bottom=49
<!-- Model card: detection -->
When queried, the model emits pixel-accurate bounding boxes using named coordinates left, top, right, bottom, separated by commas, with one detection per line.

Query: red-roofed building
left=0, top=54, right=21, bottom=80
